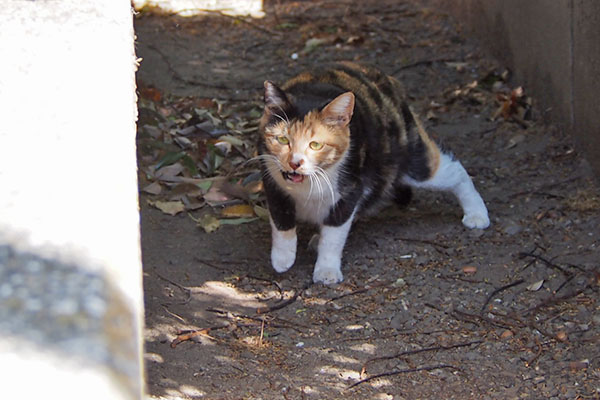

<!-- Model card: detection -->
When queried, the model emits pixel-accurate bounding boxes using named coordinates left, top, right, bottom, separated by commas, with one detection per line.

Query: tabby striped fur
left=259, top=62, right=489, bottom=284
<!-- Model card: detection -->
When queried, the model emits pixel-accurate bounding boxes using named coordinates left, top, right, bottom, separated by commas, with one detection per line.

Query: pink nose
left=289, top=160, right=303, bottom=170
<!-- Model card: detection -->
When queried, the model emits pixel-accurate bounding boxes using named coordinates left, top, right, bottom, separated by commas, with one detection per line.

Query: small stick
left=525, top=336, right=543, bottom=367
left=155, top=272, right=192, bottom=305
left=480, top=279, right=525, bottom=312
left=362, top=340, right=482, bottom=372
left=348, top=364, right=458, bottom=389
left=518, top=252, right=571, bottom=276
left=170, top=325, right=229, bottom=348
left=256, top=281, right=312, bottom=314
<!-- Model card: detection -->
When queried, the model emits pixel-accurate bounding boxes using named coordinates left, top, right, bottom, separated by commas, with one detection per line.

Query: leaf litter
left=138, top=88, right=266, bottom=229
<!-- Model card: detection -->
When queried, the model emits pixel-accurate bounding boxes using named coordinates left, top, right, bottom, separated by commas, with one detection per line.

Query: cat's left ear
left=321, top=92, right=355, bottom=128
left=264, top=81, right=291, bottom=113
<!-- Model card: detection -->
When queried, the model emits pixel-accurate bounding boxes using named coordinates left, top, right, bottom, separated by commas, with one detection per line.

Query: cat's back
left=282, top=62, right=408, bottom=135
left=281, top=63, right=411, bottom=157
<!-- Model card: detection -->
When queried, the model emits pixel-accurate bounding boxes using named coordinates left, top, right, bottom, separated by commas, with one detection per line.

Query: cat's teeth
left=282, top=171, right=305, bottom=183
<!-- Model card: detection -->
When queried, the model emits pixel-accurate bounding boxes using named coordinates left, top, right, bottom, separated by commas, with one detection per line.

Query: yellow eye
left=276, top=136, right=289, bottom=145
left=309, top=141, right=324, bottom=150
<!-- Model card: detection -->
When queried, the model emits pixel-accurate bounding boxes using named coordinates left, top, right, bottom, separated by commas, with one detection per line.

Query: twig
left=362, top=340, right=482, bottom=372
left=438, top=273, right=485, bottom=284
left=524, top=285, right=591, bottom=315
left=452, top=310, right=513, bottom=329
left=525, top=336, right=543, bottom=367
left=518, top=252, right=571, bottom=276
left=147, top=44, right=258, bottom=91
left=170, top=325, right=229, bottom=348
left=480, top=279, right=525, bottom=312
left=195, top=257, right=284, bottom=299
left=155, top=272, right=192, bottom=305
left=328, top=281, right=390, bottom=302
left=256, top=281, right=312, bottom=314
left=348, top=364, right=458, bottom=389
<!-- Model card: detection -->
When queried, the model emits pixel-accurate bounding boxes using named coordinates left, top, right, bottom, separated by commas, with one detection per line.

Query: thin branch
left=256, top=281, right=312, bottom=314
left=518, top=252, right=571, bottom=276
left=170, top=325, right=229, bottom=348
left=362, top=340, right=482, bottom=372
left=155, top=272, right=192, bottom=305
left=480, top=279, right=525, bottom=312
left=348, top=364, right=458, bottom=389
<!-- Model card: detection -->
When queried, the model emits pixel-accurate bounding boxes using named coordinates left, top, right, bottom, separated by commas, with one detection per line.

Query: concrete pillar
left=0, top=1, right=143, bottom=398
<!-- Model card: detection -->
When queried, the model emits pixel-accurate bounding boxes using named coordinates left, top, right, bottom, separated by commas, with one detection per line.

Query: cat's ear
left=321, top=92, right=355, bottom=128
left=264, top=81, right=291, bottom=114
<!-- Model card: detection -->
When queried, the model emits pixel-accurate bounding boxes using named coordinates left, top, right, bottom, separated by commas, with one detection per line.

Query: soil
left=134, top=1, right=600, bottom=399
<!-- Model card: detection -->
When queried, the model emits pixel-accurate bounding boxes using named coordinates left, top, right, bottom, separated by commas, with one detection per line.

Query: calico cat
left=258, top=62, right=489, bottom=284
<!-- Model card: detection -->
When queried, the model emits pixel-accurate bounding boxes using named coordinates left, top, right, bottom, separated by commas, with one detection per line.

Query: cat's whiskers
left=305, top=174, right=315, bottom=207
left=314, top=167, right=336, bottom=206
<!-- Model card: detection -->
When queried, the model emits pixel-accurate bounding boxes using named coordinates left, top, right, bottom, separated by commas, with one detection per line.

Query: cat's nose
left=288, top=159, right=303, bottom=170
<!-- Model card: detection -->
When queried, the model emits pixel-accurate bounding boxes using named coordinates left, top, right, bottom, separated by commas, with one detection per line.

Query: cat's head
left=259, top=81, right=354, bottom=184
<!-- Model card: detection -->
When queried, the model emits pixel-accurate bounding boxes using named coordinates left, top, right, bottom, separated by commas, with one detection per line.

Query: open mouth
left=282, top=171, right=305, bottom=183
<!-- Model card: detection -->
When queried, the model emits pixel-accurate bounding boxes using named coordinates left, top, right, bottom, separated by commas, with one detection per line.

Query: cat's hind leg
left=402, top=151, right=490, bottom=229
left=398, top=103, right=489, bottom=229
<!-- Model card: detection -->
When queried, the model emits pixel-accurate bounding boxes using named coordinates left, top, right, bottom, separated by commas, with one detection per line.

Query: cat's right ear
left=264, top=81, right=291, bottom=114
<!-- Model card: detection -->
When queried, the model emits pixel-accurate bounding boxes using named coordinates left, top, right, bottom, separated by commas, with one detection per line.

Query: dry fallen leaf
left=221, top=204, right=255, bottom=218
left=197, top=213, right=220, bottom=233
left=148, top=200, right=185, bottom=216
left=142, top=181, right=162, bottom=195
left=500, top=330, right=513, bottom=340
left=526, top=279, right=544, bottom=291
left=556, top=331, right=568, bottom=342
left=203, top=186, right=232, bottom=204
left=462, top=266, right=478, bottom=275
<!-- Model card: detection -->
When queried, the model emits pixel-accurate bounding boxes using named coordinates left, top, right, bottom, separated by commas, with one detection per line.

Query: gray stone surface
left=0, top=0, right=143, bottom=398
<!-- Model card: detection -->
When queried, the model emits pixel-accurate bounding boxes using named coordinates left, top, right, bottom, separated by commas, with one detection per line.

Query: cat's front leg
left=263, top=175, right=298, bottom=273
left=270, top=217, right=297, bottom=273
left=313, top=211, right=356, bottom=284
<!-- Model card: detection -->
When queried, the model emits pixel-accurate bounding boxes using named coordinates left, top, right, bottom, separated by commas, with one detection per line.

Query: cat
left=257, top=62, right=489, bottom=285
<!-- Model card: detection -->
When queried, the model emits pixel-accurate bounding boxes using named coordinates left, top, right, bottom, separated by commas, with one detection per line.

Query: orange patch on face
left=263, top=112, right=351, bottom=171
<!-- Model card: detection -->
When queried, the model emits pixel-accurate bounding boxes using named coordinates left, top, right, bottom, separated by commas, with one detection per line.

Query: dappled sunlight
left=318, top=365, right=361, bottom=382
left=132, top=0, right=264, bottom=17
left=195, top=280, right=265, bottom=309
left=350, top=342, right=377, bottom=355
left=329, top=353, right=361, bottom=365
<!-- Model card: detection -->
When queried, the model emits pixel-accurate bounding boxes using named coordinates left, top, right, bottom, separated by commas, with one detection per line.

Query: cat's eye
left=276, top=136, right=289, bottom=145
left=309, top=141, right=324, bottom=150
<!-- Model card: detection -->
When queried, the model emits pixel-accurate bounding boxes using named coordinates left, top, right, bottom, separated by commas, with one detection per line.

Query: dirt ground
left=134, top=1, right=600, bottom=399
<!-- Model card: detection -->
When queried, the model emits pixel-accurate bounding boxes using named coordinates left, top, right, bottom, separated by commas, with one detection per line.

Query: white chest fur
left=266, top=162, right=340, bottom=225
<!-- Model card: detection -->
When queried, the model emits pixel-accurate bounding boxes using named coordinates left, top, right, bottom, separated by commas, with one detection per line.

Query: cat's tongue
left=289, top=173, right=304, bottom=183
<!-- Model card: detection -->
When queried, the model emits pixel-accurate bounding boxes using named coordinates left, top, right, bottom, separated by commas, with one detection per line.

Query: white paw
left=313, top=258, right=343, bottom=284
left=271, top=245, right=296, bottom=273
left=462, top=212, right=490, bottom=229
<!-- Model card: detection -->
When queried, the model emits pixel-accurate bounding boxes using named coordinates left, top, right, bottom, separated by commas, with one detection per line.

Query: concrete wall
left=0, top=1, right=143, bottom=398
left=434, top=0, right=600, bottom=178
